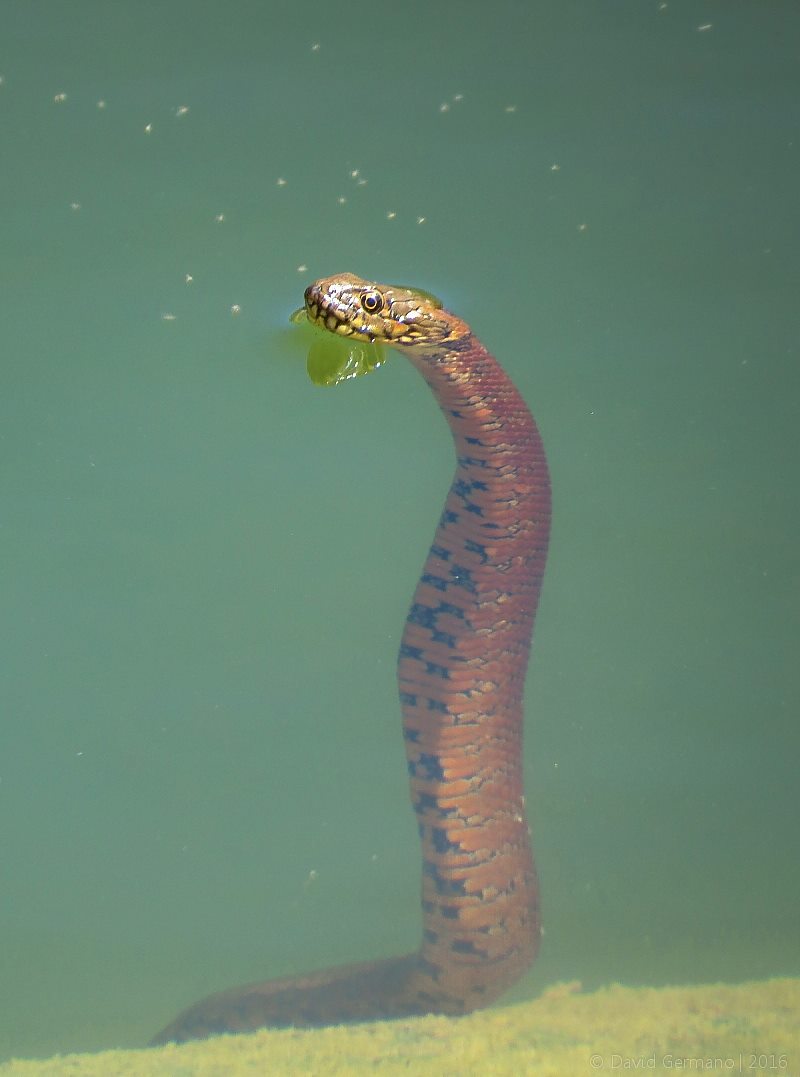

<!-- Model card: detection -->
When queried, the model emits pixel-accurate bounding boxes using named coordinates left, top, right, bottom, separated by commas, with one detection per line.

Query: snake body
left=150, top=273, right=551, bottom=1045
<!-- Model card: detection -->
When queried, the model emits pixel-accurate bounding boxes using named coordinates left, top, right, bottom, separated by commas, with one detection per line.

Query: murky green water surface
left=1, top=0, right=798, bottom=1061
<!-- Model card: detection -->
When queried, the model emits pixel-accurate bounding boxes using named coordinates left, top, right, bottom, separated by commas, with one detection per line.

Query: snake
left=150, top=272, right=551, bottom=1045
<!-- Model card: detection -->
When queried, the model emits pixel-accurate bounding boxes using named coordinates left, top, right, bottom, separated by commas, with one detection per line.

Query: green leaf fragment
left=289, top=306, right=387, bottom=386
left=306, top=336, right=387, bottom=387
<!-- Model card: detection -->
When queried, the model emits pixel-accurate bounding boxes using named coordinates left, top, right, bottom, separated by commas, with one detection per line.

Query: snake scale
left=150, top=272, right=551, bottom=1045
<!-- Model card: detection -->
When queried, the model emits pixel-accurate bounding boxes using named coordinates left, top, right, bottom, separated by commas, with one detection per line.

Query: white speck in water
left=504, top=104, right=517, bottom=113
left=302, top=869, right=319, bottom=890
left=161, top=313, right=177, bottom=321
left=96, top=99, right=106, bottom=109
left=185, top=273, right=193, bottom=284
left=69, top=202, right=81, bottom=211
left=144, top=122, right=152, bottom=133
left=53, top=92, right=67, bottom=103
left=439, top=102, right=450, bottom=112
left=417, top=216, right=426, bottom=225
left=230, top=304, right=241, bottom=316
left=387, top=211, right=396, bottom=220
left=175, top=104, right=190, bottom=117
left=297, top=264, right=308, bottom=273
left=214, top=213, right=225, bottom=223
left=276, top=177, right=287, bottom=186
left=697, top=23, right=713, bottom=32
left=337, top=196, right=347, bottom=205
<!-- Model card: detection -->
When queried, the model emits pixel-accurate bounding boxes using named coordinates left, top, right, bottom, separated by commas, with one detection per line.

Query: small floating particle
left=214, top=213, right=226, bottom=223
left=175, top=104, right=190, bottom=117
left=96, top=99, right=106, bottom=109
left=356, top=178, right=367, bottom=186
left=53, top=92, right=67, bottom=103
left=297, top=264, right=308, bottom=273
left=185, top=274, right=193, bottom=284
left=697, top=23, right=712, bottom=32
left=550, top=163, right=561, bottom=172
left=387, top=211, right=396, bottom=220
left=69, top=202, right=81, bottom=211
left=350, top=169, right=360, bottom=179
left=311, top=42, right=320, bottom=52
left=337, top=196, right=347, bottom=205
left=161, top=313, right=177, bottom=321
left=0, top=75, right=5, bottom=86
left=230, top=304, right=241, bottom=316
left=144, top=122, right=153, bottom=133
left=453, top=93, right=463, bottom=103
left=276, top=177, right=287, bottom=186
left=439, top=102, right=450, bottom=113
left=578, top=222, right=589, bottom=232
left=301, top=869, right=319, bottom=891
left=504, top=104, right=517, bottom=113
left=417, top=216, right=426, bottom=225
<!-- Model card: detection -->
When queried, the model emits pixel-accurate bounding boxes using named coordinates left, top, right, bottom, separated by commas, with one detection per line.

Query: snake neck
left=397, top=332, right=551, bottom=1011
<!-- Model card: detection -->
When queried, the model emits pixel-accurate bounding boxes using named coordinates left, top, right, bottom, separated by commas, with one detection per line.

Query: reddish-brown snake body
left=151, top=273, right=551, bottom=1044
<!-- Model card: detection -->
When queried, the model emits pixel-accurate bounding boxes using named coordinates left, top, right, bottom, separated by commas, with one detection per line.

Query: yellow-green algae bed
left=2, top=979, right=798, bottom=1077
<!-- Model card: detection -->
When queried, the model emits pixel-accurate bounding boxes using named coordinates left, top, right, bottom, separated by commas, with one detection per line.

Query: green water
left=1, top=0, right=798, bottom=1062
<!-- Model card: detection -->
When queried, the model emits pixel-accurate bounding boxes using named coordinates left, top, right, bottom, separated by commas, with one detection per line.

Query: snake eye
left=360, top=290, right=384, bottom=314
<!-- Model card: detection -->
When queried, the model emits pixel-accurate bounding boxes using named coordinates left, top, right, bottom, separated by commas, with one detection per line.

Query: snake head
left=302, top=273, right=464, bottom=349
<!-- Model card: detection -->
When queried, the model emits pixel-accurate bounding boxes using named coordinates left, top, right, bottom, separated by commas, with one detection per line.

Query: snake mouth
left=304, top=284, right=377, bottom=341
